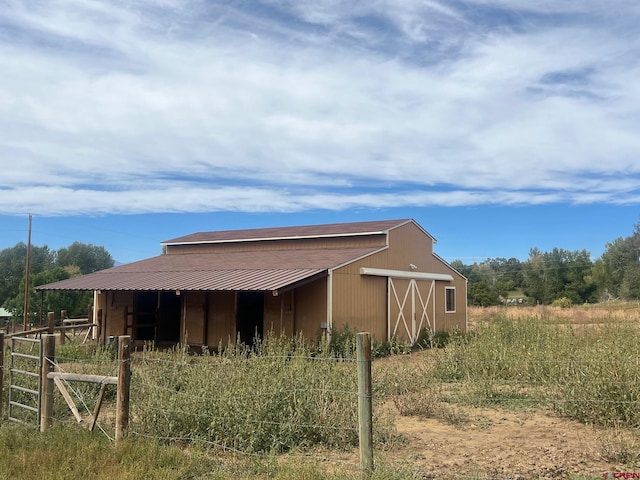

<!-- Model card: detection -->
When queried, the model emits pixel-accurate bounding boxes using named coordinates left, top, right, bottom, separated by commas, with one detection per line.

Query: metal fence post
left=356, top=332, right=374, bottom=473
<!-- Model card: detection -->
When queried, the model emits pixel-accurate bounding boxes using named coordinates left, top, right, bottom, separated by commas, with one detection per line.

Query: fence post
left=115, top=335, right=131, bottom=441
left=356, top=332, right=374, bottom=473
left=60, top=310, right=67, bottom=345
left=1, top=333, right=4, bottom=420
left=47, top=312, right=55, bottom=335
left=40, top=334, right=56, bottom=432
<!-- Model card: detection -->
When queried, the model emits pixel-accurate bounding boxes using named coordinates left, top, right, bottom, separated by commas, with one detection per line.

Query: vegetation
left=133, top=333, right=365, bottom=453
left=2, top=307, right=640, bottom=478
left=0, top=241, right=114, bottom=321
left=452, top=217, right=640, bottom=306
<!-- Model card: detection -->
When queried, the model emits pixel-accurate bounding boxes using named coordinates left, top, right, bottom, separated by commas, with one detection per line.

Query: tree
left=4, top=266, right=92, bottom=322
left=2, top=241, right=113, bottom=320
left=522, top=247, right=595, bottom=304
left=0, top=243, right=55, bottom=306
left=55, top=241, right=114, bottom=274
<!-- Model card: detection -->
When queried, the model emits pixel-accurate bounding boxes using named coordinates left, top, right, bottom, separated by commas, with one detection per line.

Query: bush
left=552, top=297, right=573, bottom=308
left=132, top=332, right=391, bottom=453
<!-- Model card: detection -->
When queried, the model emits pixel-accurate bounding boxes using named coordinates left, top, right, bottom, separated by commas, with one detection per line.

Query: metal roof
left=162, top=219, right=415, bottom=245
left=36, top=246, right=383, bottom=293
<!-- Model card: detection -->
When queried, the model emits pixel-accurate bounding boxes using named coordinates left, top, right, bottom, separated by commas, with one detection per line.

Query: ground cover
left=1, top=304, right=639, bottom=479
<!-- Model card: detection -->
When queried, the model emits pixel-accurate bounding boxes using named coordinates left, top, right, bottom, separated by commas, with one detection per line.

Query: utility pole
left=23, top=214, right=32, bottom=331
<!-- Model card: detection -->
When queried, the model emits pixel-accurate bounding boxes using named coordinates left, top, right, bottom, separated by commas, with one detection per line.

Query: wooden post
left=47, top=312, right=55, bottom=335
left=115, top=335, right=131, bottom=441
left=41, top=334, right=56, bottom=432
left=356, top=332, right=374, bottom=473
left=97, top=308, right=103, bottom=343
left=59, top=310, right=67, bottom=345
left=23, top=214, right=32, bottom=332
left=0, top=333, right=4, bottom=420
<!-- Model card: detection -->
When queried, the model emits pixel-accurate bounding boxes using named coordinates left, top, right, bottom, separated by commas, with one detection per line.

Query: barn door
left=388, top=278, right=435, bottom=345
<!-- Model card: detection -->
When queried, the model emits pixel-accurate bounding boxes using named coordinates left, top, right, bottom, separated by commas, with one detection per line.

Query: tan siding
left=206, top=291, right=236, bottom=348
left=331, top=271, right=387, bottom=341
left=434, top=282, right=467, bottom=332
left=294, top=278, right=326, bottom=341
left=104, top=291, right=133, bottom=338
left=264, top=290, right=294, bottom=336
left=333, top=222, right=467, bottom=336
left=183, top=291, right=206, bottom=346
left=166, top=234, right=386, bottom=255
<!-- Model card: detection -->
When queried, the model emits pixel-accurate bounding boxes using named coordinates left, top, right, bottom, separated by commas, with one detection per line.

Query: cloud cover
left=1, top=0, right=639, bottom=215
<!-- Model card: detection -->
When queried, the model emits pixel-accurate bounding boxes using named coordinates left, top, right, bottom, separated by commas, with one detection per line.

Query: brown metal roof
left=36, top=246, right=383, bottom=292
left=162, top=219, right=414, bottom=245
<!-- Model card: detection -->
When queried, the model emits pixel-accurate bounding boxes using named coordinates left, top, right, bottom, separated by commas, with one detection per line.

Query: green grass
left=0, top=423, right=416, bottom=480
left=3, top=309, right=640, bottom=478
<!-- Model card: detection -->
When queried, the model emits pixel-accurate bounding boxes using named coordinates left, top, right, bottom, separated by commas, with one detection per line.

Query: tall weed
left=432, top=314, right=640, bottom=425
left=132, top=332, right=368, bottom=453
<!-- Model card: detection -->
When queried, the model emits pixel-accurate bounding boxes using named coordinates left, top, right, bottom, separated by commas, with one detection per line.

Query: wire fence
left=3, top=321, right=640, bottom=478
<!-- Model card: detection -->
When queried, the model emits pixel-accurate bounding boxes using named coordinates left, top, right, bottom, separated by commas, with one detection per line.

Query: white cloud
left=0, top=0, right=638, bottom=215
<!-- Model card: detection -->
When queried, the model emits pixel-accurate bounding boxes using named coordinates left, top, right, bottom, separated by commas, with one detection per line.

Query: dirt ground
left=390, top=405, right=622, bottom=479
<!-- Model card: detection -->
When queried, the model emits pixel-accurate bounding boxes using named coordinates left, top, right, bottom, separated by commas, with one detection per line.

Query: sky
left=1, top=1, right=639, bottom=265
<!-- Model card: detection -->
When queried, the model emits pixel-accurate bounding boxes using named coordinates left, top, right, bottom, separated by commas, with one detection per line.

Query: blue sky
left=1, top=1, right=639, bottom=265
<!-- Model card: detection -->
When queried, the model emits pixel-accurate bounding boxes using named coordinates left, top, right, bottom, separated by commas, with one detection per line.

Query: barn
left=37, top=219, right=467, bottom=348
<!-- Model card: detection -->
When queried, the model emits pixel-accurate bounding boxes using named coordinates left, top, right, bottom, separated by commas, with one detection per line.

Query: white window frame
left=445, top=286, right=456, bottom=313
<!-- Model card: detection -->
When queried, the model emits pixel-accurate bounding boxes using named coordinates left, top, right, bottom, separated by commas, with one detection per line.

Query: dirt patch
left=388, top=404, right=625, bottom=479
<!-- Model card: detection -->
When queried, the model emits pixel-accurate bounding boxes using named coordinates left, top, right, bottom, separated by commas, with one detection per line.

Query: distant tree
left=591, top=217, right=640, bottom=301
left=55, top=241, right=114, bottom=274
left=4, top=266, right=92, bottom=322
left=522, top=248, right=595, bottom=304
left=2, top=241, right=113, bottom=320
left=0, top=243, right=55, bottom=306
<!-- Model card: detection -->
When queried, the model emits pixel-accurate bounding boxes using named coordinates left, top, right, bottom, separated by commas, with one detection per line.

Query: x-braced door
left=388, top=278, right=435, bottom=345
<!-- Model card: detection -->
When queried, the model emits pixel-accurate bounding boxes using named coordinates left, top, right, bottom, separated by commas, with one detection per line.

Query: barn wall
left=165, top=234, right=386, bottom=255
left=205, top=291, right=236, bottom=348
left=264, top=290, right=294, bottom=337
left=331, top=271, right=387, bottom=341
left=183, top=291, right=206, bottom=347
left=294, top=278, right=327, bottom=342
left=104, top=291, right=133, bottom=339
left=332, top=222, right=467, bottom=338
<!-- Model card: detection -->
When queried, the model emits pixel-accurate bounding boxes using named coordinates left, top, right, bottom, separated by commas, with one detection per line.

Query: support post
left=115, top=335, right=131, bottom=441
left=47, top=312, right=55, bottom=335
left=59, top=310, right=67, bottom=345
left=0, top=333, right=4, bottom=420
left=356, top=332, right=374, bottom=473
left=41, top=334, right=56, bottom=432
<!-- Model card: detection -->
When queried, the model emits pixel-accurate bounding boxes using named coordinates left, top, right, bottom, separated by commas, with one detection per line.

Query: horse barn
left=37, top=219, right=467, bottom=349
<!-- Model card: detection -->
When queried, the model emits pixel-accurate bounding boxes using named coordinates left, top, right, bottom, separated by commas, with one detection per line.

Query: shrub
left=552, top=297, right=573, bottom=308
left=132, top=332, right=392, bottom=453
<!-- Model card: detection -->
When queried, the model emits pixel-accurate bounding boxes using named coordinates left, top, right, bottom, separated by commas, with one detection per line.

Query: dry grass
left=469, top=302, right=640, bottom=328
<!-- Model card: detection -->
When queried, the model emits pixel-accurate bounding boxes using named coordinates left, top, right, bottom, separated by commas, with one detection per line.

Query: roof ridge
left=162, top=218, right=413, bottom=246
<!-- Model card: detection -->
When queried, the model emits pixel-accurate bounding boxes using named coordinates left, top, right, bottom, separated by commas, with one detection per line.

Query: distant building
left=0, top=307, right=16, bottom=326
left=37, top=219, right=467, bottom=348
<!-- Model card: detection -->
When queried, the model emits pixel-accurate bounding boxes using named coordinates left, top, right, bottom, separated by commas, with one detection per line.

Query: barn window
left=445, top=287, right=456, bottom=313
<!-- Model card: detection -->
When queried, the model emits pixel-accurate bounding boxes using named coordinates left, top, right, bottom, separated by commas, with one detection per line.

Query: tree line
left=453, top=219, right=640, bottom=307
left=0, top=241, right=114, bottom=322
